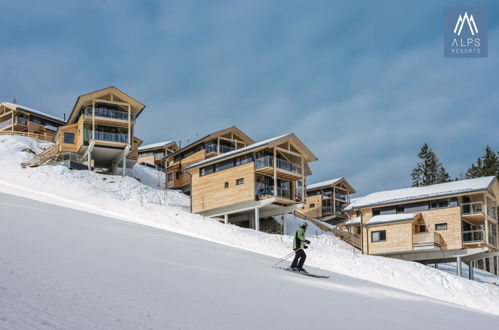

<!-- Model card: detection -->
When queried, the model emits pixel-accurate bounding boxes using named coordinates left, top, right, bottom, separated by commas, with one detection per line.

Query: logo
left=444, top=8, right=488, bottom=58
left=453, top=12, right=478, bottom=36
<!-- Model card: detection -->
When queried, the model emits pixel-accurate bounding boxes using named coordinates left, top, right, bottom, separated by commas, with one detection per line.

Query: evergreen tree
left=465, top=146, right=499, bottom=179
left=411, top=143, right=451, bottom=187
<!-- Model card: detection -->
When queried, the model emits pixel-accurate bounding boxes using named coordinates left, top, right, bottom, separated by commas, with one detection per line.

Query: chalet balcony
left=255, top=156, right=302, bottom=178
left=205, top=144, right=235, bottom=154
left=154, top=153, right=165, bottom=161
left=413, top=232, right=442, bottom=250
left=461, top=201, right=485, bottom=220
left=0, top=119, right=12, bottom=130
left=83, top=107, right=135, bottom=121
left=84, top=131, right=128, bottom=144
left=462, top=230, right=484, bottom=243
left=335, top=192, right=348, bottom=202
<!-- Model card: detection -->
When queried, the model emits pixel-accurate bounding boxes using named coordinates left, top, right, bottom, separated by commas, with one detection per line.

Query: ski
left=274, top=266, right=330, bottom=278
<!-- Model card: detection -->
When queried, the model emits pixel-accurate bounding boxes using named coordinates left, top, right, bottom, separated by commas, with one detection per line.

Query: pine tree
left=411, top=143, right=451, bottom=187
left=465, top=146, right=498, bottom=179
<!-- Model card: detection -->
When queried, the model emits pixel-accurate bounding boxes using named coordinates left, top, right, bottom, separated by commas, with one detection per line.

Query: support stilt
left=255, top=208, right=260, bottom=231
left=456, top=256, right=462, bottom=277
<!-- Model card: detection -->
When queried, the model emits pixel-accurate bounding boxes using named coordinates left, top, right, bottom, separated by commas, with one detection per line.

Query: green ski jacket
left=293, top=227, right=306, bottom=250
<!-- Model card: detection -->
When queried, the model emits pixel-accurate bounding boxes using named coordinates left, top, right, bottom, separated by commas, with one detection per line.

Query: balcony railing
left=413, top=232, right=442, bottom=248
left=322, top=206, right=332, bottom=214
left=154, top=153, right=165, bottom=161
left=85, top=131, right=128, bottom=143
left=220, top=145, right=235, bottom=153
left=0, top=119, right=12, bottom=130
left=487, top=206, right=497, bottom=219
left=83, top=107, right=135, bottom=121
left=255, top=156, right=302, bottom=175
left=256, top=184, right=292, bottom=200
left=335, top=193, right=347, bottom=202
left=463, top=230, right=484, bottom=243
left=462, top=202, right=483, bottom=215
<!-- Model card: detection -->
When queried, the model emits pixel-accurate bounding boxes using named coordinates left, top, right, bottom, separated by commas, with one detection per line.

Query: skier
left=290, top=222, right=311, bottom=273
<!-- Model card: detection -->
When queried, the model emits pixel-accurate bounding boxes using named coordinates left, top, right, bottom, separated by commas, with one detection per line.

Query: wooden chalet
left=165, top=126, right=254, bottom=194
left=301, top=178, right=356, bottom=224
left=138, top=141, right=179, bottom=170
left=0, top=102, right=65, bottom=142
left=185, top=133, right=317, bottom=230
left=26, top=86, right=145, bottom=174
left=345, top=176, right=499, bottom=277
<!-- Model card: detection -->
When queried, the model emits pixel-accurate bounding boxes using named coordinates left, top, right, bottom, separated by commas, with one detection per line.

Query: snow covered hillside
left=1, top=135, right=499, bottom=317
left=2, top=193, right=499, bottom=329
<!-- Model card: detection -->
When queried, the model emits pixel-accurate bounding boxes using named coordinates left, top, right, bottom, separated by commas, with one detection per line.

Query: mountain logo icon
left=453, top=12, right=479, bottom=36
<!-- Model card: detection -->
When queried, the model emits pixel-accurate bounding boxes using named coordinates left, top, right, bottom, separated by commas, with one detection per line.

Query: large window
left=373, top=197, right=458, bottom=216
left=199, top=154, right=253, bottom=176
left=64, top=132, right=75, bottom=144
left=371, top=230, right=386, bottom=242
left=435, top=223, right=448, bottom=230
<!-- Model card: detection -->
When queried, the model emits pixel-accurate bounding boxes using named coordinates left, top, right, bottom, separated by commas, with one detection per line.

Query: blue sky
left=1, top=0, right=497, bottom=195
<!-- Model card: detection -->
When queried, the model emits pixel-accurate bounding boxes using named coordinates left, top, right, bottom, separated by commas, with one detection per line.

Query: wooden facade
left=26, top=86, right=145, bottom=174
left=166, top=126, right=254, bottom=194
left=346, top=178, right=499, bottom=265
left=138, top=141, right=179, bottom=170
left=0, top=102, right=65, bottom=142
left=186, top=133, right=317, bottom=229
left=301, top=178, right=356, bottom=223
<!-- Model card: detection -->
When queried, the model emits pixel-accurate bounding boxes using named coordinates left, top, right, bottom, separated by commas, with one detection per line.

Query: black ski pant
left=290, top=249, right=306, bottom=269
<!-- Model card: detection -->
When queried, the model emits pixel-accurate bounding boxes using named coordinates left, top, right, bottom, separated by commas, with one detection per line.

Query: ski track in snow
left=0, top=135, right=499, bottom=317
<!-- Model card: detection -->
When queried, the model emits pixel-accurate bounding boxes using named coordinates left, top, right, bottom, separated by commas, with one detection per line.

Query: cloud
left=0, top=1, right=497, bottom=196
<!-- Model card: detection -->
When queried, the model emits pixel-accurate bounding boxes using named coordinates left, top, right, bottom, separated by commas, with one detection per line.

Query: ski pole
left=274, top=251, right=295, bottom=266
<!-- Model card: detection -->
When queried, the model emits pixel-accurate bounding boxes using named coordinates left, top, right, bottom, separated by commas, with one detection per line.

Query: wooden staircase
left=294, top=210, right=362, bottom=250
left=23, top=145, right=59, bottom=167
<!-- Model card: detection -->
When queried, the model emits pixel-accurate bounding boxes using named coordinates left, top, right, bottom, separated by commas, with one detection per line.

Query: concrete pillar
left=255, top=207, right=260, bottom=231
left=282, top=213, right=287, bottom=235
left=456, top=256, right=462, bottom=277
left=224, top=214, right=228, bottom=225
left=87, top=152, right=92, bottom=171
left=122, top=153, right=126, bottom=176
left=468, top=262, right=474, bottom=280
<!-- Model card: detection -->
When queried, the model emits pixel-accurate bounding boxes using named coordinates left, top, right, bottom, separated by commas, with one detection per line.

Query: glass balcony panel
left=83, top=107, right=135, bottom=121
left=462, top=230, right=484, bottom=243
left=461, top=202, right=483, bottom=215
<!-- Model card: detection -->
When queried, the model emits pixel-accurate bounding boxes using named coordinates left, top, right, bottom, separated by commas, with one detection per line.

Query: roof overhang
left=67, top=86, right=145, bottom=124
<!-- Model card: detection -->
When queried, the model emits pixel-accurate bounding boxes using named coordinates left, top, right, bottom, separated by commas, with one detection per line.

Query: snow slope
left=1, top=136, right=499, bottom=316
left=1, top=193, right=498, bottom=329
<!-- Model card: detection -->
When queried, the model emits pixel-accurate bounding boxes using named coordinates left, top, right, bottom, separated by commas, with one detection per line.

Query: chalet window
left=64, top=132, right=75, bottom=144
left=199, top=154, right=254, bottom=176
left=236, top=178, right=244, bottom=185
left=167, top=173, right=173, bottom=181
left=396, top=205, right=404, bottom=213
left=309, top=203, right=316, bottom=208
left=357, top=227, right=361, bottom=235
left=435, top=223, right=448, bottom=230
left=224, top=182, right=229, bottom=188
left=371, top=230, right=386, bottom=242
left=373, top=208, right=381, bottom=216
left=175, top=172, right=180, bottom=180
left=416, top=225, right=427, bottom=233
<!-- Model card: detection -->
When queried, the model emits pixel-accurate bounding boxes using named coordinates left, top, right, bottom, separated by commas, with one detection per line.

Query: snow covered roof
left=307, top=178, right=342, bottom=190
left=346, top=176, right=497, bottom=211
left=306, top=177, right=356, bottom=193
left=139, top=141, right=175, bottom=151
left=2, top=102, right=65, bottom=123
left=345, top=216, right=361, bottom=226
left=365, top=213, right=418, bottom=226
left=185, top=133, right=317, bottom=170
left=185, top=134, right=289, bottom=170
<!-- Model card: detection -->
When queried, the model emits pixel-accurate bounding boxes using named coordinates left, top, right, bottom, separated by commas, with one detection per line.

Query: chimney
left=64, top=113, right=66, bottom=121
